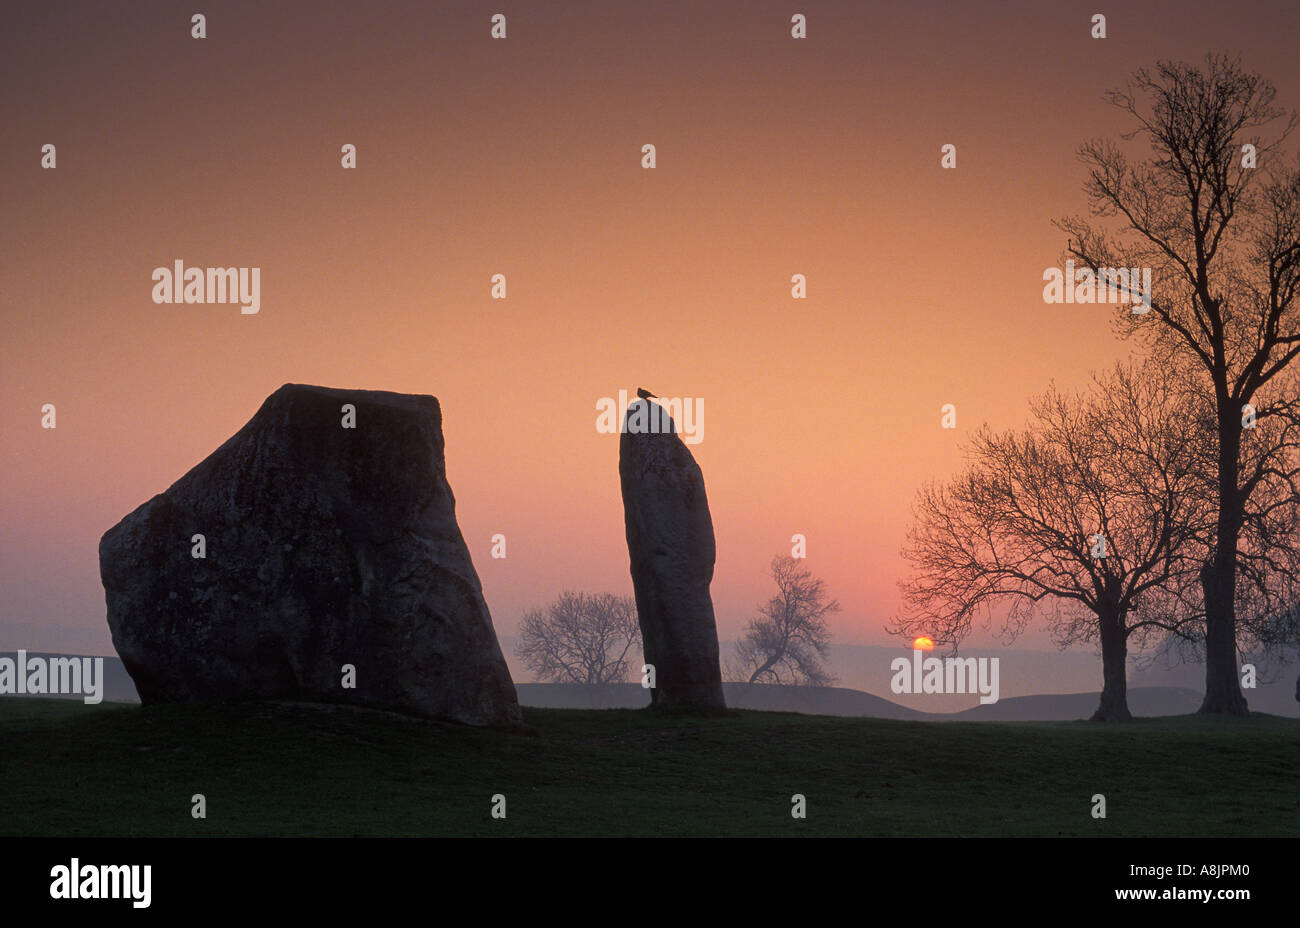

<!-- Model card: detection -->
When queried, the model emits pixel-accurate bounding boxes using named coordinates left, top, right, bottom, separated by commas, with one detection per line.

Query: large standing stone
left=99, top=384, right=521, bottom=727
left=619, top=397, right=726, bottom=710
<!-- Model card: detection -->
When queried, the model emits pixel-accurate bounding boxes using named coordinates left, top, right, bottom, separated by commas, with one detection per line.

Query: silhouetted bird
left=637, top=387, right=657, bottom=399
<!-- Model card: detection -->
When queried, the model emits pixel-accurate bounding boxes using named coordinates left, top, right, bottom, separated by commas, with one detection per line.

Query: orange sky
left=3, top=0, right=1299, bottom=656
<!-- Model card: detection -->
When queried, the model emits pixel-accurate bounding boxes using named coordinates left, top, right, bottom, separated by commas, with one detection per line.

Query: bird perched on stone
left=637, top=387, right=657, bottom=399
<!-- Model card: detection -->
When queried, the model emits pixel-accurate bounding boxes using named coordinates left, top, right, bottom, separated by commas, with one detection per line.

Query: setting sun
left=912, top=636, right=935, bottom=651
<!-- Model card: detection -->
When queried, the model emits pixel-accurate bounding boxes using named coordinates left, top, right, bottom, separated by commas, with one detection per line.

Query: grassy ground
left=1, top=698, right=1295, bottom=836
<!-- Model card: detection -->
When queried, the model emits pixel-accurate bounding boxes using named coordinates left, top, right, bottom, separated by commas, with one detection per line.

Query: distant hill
left=515, top=682, right=929, bottom=719
left=722, top=684, right=928, bottom=718
left=512, top=682, right=649, bottom=709
left=776, top=642, right=1300, bottom=718
left=944, top=686, right=1204, bottom=721
left=515, top=681, right=1208, bottom=720
left=8, top=653, right=1287, bottom=721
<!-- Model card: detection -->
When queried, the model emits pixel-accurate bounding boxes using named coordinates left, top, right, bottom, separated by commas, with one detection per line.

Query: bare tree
left=1057, top=53, right=1300, bottom=713
left=516, top=593, right=642, bottom=701
left=735, top=556, right=839, bottom=687
left=1234, top=380, right=1300, bottom=649
left=892, top=362, right=1213, bottom=721
left=1115, top=372, right=1300, bottom=691
left=1156, top=379, right=1300, bottom=665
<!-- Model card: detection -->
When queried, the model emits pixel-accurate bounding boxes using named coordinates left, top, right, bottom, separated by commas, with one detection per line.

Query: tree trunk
left=747, top=642, right=789, bottom=687
left=747, top=656, right=778, bottom=686
left=1091, top=607, right=1132, bottom=722
left=1200, top=414, right=1249, bottom=716
left=1200, top=557, right=1249, bottom=714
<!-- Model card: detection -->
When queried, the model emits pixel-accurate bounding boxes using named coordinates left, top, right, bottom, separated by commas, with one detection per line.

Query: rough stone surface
left=99, top=383, right=521, bottom=726
left=618, top=398, right=726, bottom=710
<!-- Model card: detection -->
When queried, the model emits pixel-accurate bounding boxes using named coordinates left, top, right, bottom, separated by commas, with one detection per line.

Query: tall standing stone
left=99, top=383, right=522, bottom=727
left=618, top=396, right=726, bottom=710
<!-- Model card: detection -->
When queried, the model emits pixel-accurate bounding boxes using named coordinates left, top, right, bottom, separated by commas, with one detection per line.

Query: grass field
left=1, top=698, right=1296, bottom=837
